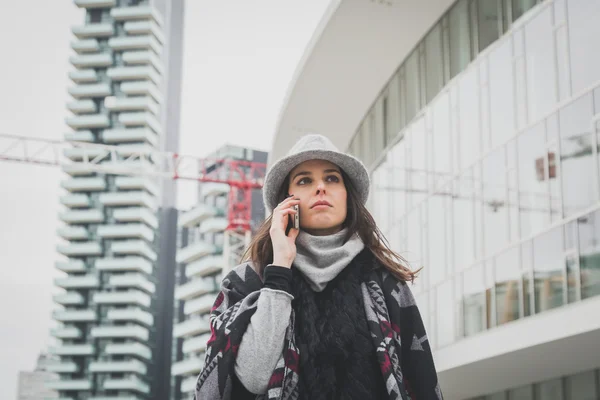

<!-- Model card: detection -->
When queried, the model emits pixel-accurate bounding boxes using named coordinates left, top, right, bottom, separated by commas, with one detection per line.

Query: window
left=535, top=377, right=563, bottom=400
left=567, top=0, right=600, bottom=93
left=578, top=210, right=600, bottom=299
left=449, top=0, right=472, bottom=78
left=477, top=0, right=502, bottom=52
left=565, top=370, right=598, bottom=400
left=89, top=9, right=102, bottom=23
left=425, top=23, right=444, bottom=103
left=512, top=0, right=538, bottom=21
left=436, top=280, right=455, bottom=346
left=482, top=147, right=508, bottom=256
left=454, top=168, right=476, bottom=271
left=405, top=50, right=421, bottom=123
left=462, top=263, right=487, bottom=336
left=533, top=227, right=564, bottom=313
left=494, top=246, right=521, bottom=325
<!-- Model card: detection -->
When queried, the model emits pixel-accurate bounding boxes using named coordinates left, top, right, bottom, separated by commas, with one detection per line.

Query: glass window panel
left=462, top=263, right=487, bottom=336
left=431, top=93, right=452, bottom=189
left=454, top=168, right=476, bottom=270
left=398, top=68, right=408, bottom=130
left=474, top=162, right=485, bottom=259
left=482, top=147, right=508, bottom=256
left=495, top=246, right=521, bottom=325
left=489, top=39, right=516, bottom=148
left=374, top=97, right=386, bottom=156
left=521, top=240, right=534, bottom=316
left=578, top=210, right=600, bottom=299
left=524, top=8, right=558, bottom=121
left=408, top=118, right=428, bottom=204
left=547, top=116, right=562, bottom=223
left=458, top=66, right=481, bottom=169
left=429, top=195, right=448, bottom=285
left=564, top=221, right=580, bottom=303
left=517, top=123, right=551, bottom=238
left=565, top=370, right=598, bottom=400
left=407, top=208, right=424, bottom=270
left=533, top=227, right=565, bottom=313
left=405, top=50, right=422, bottom=123
left=512, top=0, right=537, bottom=21
left=535, top=377, right=564, bottom=400
left=436, top=280, right=455, bottom=347
left=559, top=94, right=597, bottom=217
left=508, top=384, right=533, bottom=400
left=386, top=73, right=401, bottom=144
left=567, top=0, right=600, bottom=93
left=449, top=0, right=472, bottom=78
left=506, top=140, right=520, bottom=241
left=425, top=23, right=445, bottom=103
left=478, top=0, right=502, bottom=52
left=390, top=139, right=407, bottom=225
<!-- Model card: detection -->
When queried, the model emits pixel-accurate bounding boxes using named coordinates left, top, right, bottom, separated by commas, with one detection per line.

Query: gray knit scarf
left=294, top=228, right=365, bottom=292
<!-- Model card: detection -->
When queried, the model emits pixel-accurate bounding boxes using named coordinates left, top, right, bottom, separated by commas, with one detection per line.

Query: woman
left=195, top=134, right=442, bottom=400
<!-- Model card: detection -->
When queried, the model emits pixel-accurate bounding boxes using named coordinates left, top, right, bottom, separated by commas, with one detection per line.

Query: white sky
left=0, top=1, right=329, bottom=397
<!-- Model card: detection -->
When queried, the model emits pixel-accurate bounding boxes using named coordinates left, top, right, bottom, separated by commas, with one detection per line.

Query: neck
left=302, top=224, right=344, bottom=236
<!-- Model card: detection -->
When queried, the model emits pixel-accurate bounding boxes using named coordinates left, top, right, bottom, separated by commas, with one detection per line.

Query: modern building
left=272, top=0, right=600, bottom=398
left=48, top=0, right=184, bottom=399
left=17, top=354, right=58, bottom=400
left=170, top=145, right=267, bottom=400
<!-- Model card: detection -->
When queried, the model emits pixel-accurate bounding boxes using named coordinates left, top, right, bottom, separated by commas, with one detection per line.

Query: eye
left=297, top=177, right=311, bottom=185
left=326, top=175, right=340, bottom=183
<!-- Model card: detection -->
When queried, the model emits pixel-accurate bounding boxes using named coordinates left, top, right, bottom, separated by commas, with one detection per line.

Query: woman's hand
left=270, top=196, right=300, bottom=268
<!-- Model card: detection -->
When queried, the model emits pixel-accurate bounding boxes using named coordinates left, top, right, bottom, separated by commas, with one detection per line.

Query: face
left=287, top=159, right=347, bottom=235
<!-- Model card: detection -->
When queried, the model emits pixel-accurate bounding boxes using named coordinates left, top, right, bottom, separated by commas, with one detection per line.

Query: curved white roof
left=271, top=0, right=455, bottom=162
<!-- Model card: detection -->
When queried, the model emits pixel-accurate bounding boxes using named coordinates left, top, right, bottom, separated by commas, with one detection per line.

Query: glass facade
left=470, top=367, right=600, bottom=399
left=356, top=0, right=600, bottom=351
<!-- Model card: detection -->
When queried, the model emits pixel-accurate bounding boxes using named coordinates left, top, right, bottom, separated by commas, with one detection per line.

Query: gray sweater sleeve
left=234, top=287, right=293, bottom=394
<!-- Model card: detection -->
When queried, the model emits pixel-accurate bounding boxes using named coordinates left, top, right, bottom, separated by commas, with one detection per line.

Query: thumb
left=289, top=227, right=300, bottom=242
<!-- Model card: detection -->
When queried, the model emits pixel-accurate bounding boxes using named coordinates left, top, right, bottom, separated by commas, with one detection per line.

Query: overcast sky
left=0, top=1, right=329, bottom=397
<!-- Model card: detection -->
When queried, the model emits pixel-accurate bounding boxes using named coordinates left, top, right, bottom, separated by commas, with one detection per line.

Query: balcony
left=91, top=325, right=150, bottom=341
left=67, top=99, right=96, bottom=114
left=103, top=376, right=150, bottom=394
left=93, top=290, right=151, bottom=307
left=171, top=357, right=203, bottom=376
left=183, top=294, right=214, bottom=315
left=54, top=274, right=100, bottom=289
left=71, top=38, right=100, bottom=53
left=112, top=144, right=155, bottom=158
left=118, top=112, right=161, bottom=133
left=59, top=209, right=104, bottom=224
left=173, top=318, right=210, bottom=338
left=176, top=241, right=216, bottom=264
left=64, top=130, right=95, bottom=142
left=105, top=342, right=151, bottom=360
left=107, top=307, right=153, bottom=326
left=115, top=176, right=158, bottom=195
left=111, top=240, right=157, bottom=261
left=57, top=226, right=89, bottom=240
left=186, top=255, right=224, bottom=278
left=111, top=6, right=164, bottom=25
left=89, top=359, right=147, bottom=374
left=69, top=83, right=111, bottom=98
left=107, top=66, right=160, bottom=84
left=96, top=257, right=153, bottom=274
left=202, top=182, right=230, bottom=198
left=178, top=204, right=217, bottom=228
left=199, top=217, right=228, bottom=234
left=104, top=96, right=159, bottom=115
left=66, top=114, right=110, bottom=129
left=113, top=209, right=158, bottom=229
left=99, top=192, right=157, bottom=209
left=45, top=361, right=78, bottom=373
left=69, top=69, right=97, bottom=84
left=102, top=127, right=158, bottom=146
left=55, top=260, right=87, bottom=273
left=120, top=81, right=162, bottom=102
left=108, top=36, right=161, bottom=54
left=53, top=292, right=85, bottom=305
left=74, top=0, right=116, bottom=7
left=72, top=23, right=113, bottom=38
left=51, top=326, right=82, bottom=339
left=70, top=53, right=113, bottom=68
left=46, top=379, right=92, bottom=391
left=175, top=278, right=214, bottom=301
left=62, top=164, right=96, bottom=176
left=57, top=241, right=102, bottom=256
left=108, top=273, right=155, bottom=293
left=50, top=344, right=94, bottom=356
left=97, top=223, right=154, bottom=241
left=122, top=50, right=163, bottom=72
left=182, top=333, right=210, bottom=354
left=53, top=309, right=96, bottom=322
left=61, top=177, right=106, bottom=192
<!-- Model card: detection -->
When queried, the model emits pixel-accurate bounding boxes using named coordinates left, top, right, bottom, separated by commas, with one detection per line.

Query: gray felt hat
left=263, top=134, right=370, bottom=212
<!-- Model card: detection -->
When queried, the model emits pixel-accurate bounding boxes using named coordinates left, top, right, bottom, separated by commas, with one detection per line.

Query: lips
left=311, top=200, right=332, bottom=208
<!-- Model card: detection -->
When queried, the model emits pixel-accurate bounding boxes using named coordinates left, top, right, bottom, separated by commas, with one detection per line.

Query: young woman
left=195, top=134, right=442, bottom=400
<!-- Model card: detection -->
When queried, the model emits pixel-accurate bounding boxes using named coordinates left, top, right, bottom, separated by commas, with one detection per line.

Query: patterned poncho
left=195, top=252, right=443, bottom=400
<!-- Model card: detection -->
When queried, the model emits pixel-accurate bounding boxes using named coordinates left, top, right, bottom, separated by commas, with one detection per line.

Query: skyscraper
left=47, top=0, right=184, bottom=398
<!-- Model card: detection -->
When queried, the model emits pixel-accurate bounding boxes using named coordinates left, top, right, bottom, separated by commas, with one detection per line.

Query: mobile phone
left=287, top=204, right=300, bottom=234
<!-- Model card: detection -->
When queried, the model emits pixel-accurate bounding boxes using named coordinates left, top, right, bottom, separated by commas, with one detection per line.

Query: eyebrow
left=291, top=168, right=341, bottom=182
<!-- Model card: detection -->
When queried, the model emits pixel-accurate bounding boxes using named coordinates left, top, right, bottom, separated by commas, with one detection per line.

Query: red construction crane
left=0, top=133, right=266, bottom=232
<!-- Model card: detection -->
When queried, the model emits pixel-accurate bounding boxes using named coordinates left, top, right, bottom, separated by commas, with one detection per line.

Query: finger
left=270, top=208, right=298, bottom=231
left=288, top=226, right=300, bottom=241
left=275, top=196, right=300, bottom=210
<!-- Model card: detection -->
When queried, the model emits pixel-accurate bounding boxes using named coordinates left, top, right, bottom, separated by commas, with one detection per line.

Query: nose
left=316, top=181, right=326, bottom=196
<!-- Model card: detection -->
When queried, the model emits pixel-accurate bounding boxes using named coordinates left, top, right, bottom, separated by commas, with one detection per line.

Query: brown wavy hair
left=243, top=169, right=419, bottom=282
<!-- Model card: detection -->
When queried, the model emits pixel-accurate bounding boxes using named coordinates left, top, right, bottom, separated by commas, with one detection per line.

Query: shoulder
left=220, top=261, right=263, bottom=295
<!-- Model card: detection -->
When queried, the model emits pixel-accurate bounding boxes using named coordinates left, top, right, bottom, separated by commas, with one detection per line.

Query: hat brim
left=263, top=149, right=370, bottom=212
